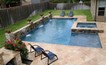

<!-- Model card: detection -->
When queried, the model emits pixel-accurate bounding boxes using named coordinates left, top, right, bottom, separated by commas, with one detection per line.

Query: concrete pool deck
left=23, top=16, right=106, bottom=65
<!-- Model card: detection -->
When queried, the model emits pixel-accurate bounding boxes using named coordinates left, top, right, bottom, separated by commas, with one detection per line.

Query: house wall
left=96, top=0, right=106, bottom=22
left=91, top=0, right=106, bottom=22
left=96, top=16, right=106, bottom=22
left=91, top=0, right=96, bottom=19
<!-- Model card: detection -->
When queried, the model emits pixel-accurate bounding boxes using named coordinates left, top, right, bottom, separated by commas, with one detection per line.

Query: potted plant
left=4, top=38, right=28, bottom=63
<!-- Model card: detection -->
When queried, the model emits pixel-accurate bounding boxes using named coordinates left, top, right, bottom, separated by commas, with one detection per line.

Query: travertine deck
left=24, top=16, right=106, bottom=65
left=25, top=41, right=106, bottom=65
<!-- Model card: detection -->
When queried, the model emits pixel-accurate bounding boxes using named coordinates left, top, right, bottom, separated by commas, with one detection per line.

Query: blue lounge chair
left=68, top=11, right=74, bottom=17
left=60, top=10, right=65, bottom=17
left=7, top=63, right=13, bottom=65
left=41, top=50, right=58, bottom=65
left=29, top=43, right=44, bottom=57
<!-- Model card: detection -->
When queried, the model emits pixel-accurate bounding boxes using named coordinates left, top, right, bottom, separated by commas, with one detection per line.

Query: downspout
left=94, top=0, right=98, bottom=21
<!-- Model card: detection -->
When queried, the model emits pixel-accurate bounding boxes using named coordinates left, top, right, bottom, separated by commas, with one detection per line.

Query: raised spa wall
left=71, top=22, right=104, bottom=33
left=13, top=14, right=52, bottom=38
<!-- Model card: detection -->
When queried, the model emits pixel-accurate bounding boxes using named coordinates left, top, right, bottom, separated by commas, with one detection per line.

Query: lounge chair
left=7, top=63, right=12, bottom=65
left=60, top=10, right=65, bottom=17
left=68, top=11, right=74, bottom=17
left=29, top=43, right=44, bottom=57
left=41, top=50, right=58, bottom=65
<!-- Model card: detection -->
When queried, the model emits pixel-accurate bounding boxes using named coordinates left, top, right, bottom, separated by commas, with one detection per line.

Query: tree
left=50, top=0, right=90, bottom=3
left=0, top=0, right=26, bottom=8
left=0, top=0, right=6, bottom=8
left=4, top=0, right=21, bottom=4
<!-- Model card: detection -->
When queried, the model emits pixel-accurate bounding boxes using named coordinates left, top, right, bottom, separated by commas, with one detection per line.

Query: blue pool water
left=77, top=23, right=97, bottom=28
left=21, top=18, right=101, bottom=48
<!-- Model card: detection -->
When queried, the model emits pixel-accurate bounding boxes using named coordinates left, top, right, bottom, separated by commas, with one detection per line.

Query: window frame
left=98, top=7, right=105, bottom=16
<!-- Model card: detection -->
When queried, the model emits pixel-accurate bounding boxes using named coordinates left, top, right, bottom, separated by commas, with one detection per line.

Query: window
left=98, top=7, right=105, bottom=16
left=99, top=0, right=106, bottom=7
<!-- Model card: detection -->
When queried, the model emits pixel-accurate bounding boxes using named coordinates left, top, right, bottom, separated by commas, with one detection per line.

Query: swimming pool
left=21, top=18, right=102, bottom=48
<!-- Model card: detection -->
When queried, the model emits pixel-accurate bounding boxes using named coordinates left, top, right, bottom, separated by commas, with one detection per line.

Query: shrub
left=4, top=38, right=28, bottom=62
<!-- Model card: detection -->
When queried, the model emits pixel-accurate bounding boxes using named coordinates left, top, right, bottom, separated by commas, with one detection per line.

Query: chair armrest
left=33, top=45, right=40, bottom=47
left=29, top=44, right=39, bottom=52
left=43, top=50, right=50, bottom=53
left=43, top=50, right=56, bottom=55
left=28, top=43, right=40, bottom=47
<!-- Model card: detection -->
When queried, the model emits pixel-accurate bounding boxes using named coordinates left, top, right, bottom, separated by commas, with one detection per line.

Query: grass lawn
left=0, top=9, right=93, bottom=48
left=52, top=10, right=93, bottom=21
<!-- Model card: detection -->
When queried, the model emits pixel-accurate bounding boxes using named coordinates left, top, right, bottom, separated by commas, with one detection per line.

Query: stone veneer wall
left=0, top=48, right=23, bottom=65
left=71, top=22, right=104, bottom=33
left=71, top=29, right=104, bottom=33
left=13, top=14, right=51, bottom=38
left=13, top=53, right=22, bottom=65
left=0, top=52, right=4, bottom=65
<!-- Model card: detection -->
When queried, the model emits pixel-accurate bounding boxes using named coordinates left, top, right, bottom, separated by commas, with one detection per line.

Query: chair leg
left=30, top=46, right=31, bottom=52
left=35, top=52, right=43, bottom=57
left=41, top=54, right=42, bottom=60
left=48, top=58, right=49, bottom=65
left=35, top=52, right=37, bottom=57
left=48, top=56, right=58, bottom=65
left=41, top=54, right=46, bottom=60
left=29, top=46, right=34, bottom=53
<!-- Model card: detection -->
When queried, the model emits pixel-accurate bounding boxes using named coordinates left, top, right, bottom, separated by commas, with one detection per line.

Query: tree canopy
left=50, top=0, right=90, bottom=3
left=4, top=0, right=21, bottom=4
left=0, top=0, right=24, bottom=8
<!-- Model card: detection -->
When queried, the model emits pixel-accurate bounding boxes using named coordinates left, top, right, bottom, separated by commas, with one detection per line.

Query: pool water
left=77, top=23, right=97, bottom=28
left=21, top=18, right=101, bottom=48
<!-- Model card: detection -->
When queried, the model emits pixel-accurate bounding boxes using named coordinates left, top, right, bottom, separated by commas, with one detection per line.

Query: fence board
left=0, top=2, right=48, bottom=28
left=49, top=3, right=90, bottom=10
left=0, top=2, right=90, bottom=28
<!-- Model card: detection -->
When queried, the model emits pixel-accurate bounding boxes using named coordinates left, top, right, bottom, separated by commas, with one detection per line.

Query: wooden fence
left=0, top=2, right=90, bottom=28
left=49, top=3, right=90, bottom=10
left=0, top=2, right=49, bottom=28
